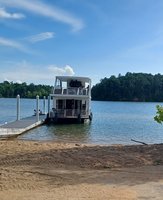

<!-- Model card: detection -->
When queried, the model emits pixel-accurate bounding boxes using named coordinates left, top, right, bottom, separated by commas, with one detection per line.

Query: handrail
left=54, top=109, right=88, bottom=117
left=53, top=88, right=89, bottom=95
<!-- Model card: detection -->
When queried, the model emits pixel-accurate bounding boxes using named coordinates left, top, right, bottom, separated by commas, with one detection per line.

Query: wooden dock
left=0, top=115, right=46, bottom=137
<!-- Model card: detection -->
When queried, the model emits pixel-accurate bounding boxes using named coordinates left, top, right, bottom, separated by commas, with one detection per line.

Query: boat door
left=66, top=100, right=82, bottom=116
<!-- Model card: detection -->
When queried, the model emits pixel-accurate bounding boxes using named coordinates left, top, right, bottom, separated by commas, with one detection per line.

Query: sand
left=0, top=140, right=163, bottom=200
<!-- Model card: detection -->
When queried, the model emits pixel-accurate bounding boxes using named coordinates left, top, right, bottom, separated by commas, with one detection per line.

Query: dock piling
left=17, top=94, right=20, bottom=121
left=48, top=95, right=50, bottom=114
left=36, top=95, right=39, bottom=122
left=43, top=96, right=46, bottom=114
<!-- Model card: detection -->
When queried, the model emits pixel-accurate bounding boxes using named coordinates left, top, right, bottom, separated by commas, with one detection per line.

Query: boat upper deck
left=52, top=76, right=91, bottom=97
left=52, top=87, right=89, bottom=96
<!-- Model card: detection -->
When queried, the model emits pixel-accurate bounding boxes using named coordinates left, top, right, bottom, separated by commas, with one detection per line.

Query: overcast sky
left=1, top=0, right=163, bottom=85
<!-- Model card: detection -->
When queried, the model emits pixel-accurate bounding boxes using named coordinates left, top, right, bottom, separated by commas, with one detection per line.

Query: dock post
left=36, top=95, right=39, bottom=122
left=48, top=95, right=50, bottom=114
left=16, top=94, right=20, bottom=121
left=43, top=96, right=46, bottom=114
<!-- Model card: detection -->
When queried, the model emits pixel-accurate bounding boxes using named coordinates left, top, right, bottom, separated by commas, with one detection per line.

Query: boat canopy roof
left=55, top=76, right=91, bottom=83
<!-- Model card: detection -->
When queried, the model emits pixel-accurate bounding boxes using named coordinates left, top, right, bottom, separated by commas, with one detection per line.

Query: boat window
left=62, top=81, right=67, bottom=89
left=56, top=78, right=61, bottom=88
left=85, top=83, right=89, bottom=88
left=69, top=80, right=82, bottom=88
left=66, top=100, right=74, bottom=109
left=57, top=100, right=63, bottom=109
left=82, top=100, right=86, bottom=110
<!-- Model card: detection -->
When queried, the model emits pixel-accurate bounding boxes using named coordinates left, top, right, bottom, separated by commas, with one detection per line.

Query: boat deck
left=0, top=115, right=46, bottom=137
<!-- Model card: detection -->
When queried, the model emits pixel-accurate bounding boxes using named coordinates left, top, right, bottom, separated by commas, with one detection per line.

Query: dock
left=0, top=95, right=48, bottom=138
left=0, top=115, right=46, bottom=137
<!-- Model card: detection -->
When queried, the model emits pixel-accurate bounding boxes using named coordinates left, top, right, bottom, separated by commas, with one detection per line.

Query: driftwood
left=131, top=139, right=148, bottom=145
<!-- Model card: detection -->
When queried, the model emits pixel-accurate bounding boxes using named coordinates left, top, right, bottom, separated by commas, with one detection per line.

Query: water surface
left=0, top=98, right=163, bottom=144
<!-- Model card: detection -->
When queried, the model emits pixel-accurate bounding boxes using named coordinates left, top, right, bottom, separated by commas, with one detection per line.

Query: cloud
left=4, top=78, right=22, bottom=84
left=0, top=7, right=25, bottom=19
left=26, top=32, right=54, bottom=43
left=48, top=65, right=75, bottom=76
left=0, top=0, right=84, bottom=31
left=0, top=60, right=47, bottom=84
left=0, top=37, right=38, bottom=54
left=0, top=37, right=27, bottom=52
left=0, top=61, right=75, bottom=85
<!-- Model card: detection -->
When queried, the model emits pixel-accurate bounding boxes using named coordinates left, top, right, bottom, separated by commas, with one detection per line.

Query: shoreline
left=4, top=135, right=161, bottom=146
left=1, top=140, right=163, bottom=168
left=0, top=140, right=163, bottom=199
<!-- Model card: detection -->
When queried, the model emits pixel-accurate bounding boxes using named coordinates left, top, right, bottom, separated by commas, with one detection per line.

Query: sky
left=1, top=0, right=163, bottom=86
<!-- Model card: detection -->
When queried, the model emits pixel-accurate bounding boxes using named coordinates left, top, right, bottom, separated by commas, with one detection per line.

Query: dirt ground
left=0, top=140, right=163, bottom=200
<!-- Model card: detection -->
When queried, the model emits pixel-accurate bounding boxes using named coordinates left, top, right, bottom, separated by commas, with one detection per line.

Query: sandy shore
left=0, top=140, right=163, bottom=200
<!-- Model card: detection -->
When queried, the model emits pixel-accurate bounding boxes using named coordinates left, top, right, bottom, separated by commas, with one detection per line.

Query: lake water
left=0, top=98, right=163, bottom=145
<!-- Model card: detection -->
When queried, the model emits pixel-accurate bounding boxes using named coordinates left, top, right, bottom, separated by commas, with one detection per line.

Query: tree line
left=91, top=72, right=163, bottom=102
left=1, top=72, right=163, bottom=101
left=0, top=81, right=52, bottom=98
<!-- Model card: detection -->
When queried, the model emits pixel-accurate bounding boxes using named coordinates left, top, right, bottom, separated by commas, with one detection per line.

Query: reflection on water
left=1, top=98, right=163, bottom=144
left=20, top=123, right=91, bottom=143
left=49, top=123, right=91, bottom=142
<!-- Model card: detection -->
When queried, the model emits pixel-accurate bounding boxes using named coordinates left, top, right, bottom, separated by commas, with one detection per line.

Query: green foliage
left=0, top=81, right=52, bottom=99
left=92, top=72, right=163, bottom=102
left=154, top=105, right=163, bottom=124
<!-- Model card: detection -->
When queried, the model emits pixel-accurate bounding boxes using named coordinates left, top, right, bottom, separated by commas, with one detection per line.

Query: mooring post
left=16, top=94, right=20, bottom=121
left=43, top=96, right=46, bottom=114
left=48, top=95, right=50, bottom=115
left=36, top=95, right=39, bottom=122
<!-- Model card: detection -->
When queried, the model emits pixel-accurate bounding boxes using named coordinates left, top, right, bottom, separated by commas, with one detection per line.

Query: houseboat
left=47, top=76, right=92, bottom=123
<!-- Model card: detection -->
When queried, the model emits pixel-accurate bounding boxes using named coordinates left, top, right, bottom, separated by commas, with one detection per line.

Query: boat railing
left=55, top=109, right=88, bottom=117
left=53, top=88, right=89, bottom=96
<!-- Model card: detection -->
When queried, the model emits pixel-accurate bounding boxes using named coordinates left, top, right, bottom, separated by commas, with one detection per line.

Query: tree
left=0, top=81, right=53, bottom=98
left=91, top=72, right=163, bottom=102
left=154, top=105, right=163, bottom=124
